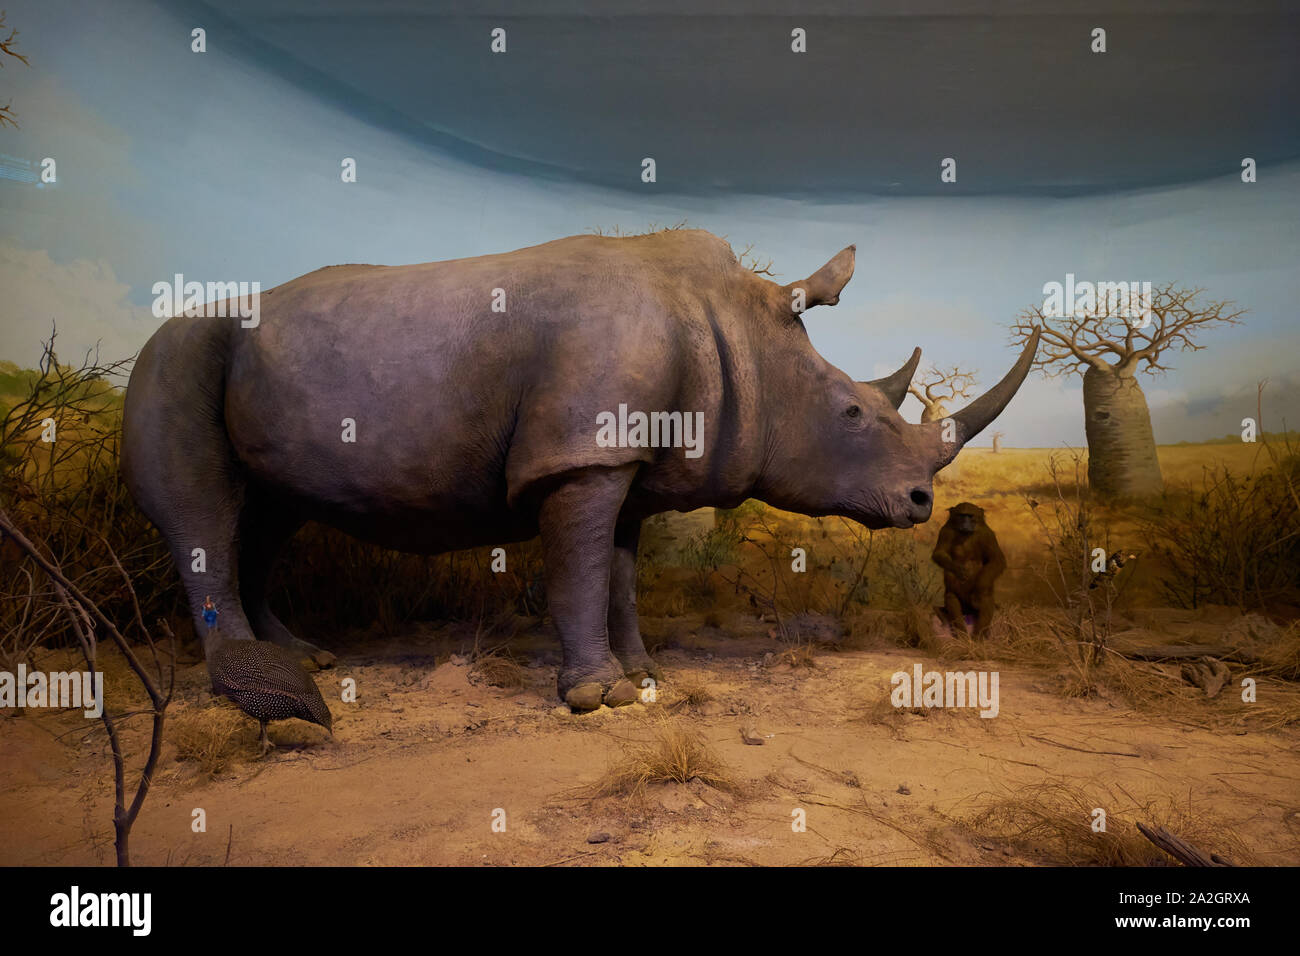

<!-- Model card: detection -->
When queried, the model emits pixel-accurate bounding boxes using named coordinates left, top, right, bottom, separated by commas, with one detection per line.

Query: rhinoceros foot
left=560, top=658, right=641, bottom=712
left=564, top=678, right=641, bottom=712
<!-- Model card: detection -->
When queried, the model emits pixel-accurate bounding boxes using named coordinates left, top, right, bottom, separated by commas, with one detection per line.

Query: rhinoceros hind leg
left=120, top=321, right=255, bottom=659
left=539, top=464, right=640, bottom=711
left=237, top=492, right=335, bottom=666
left=607, top=517, right=661, bottom=690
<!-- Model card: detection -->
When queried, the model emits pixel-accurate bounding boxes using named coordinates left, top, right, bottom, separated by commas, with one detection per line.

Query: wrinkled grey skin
left=122, top=230, right=1038, bottom=711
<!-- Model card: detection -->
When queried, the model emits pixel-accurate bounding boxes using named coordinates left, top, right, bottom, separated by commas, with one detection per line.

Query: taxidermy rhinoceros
left=122, top=229, right=1038, bottom=717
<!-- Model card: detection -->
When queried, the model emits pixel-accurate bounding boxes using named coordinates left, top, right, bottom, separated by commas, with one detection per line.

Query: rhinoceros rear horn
left=936, top=328, right=1040, bottom=463
left=784, top=245, right=855, bottom=310
left=864, top=347, right=921, bottom=410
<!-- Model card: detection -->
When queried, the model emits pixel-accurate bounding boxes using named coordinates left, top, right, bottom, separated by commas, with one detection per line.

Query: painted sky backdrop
left=2, top=0, right=1297, bottom=445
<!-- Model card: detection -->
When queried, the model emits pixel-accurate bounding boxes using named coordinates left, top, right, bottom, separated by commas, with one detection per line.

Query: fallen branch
left=1136, top=822, right=1236, bottom=867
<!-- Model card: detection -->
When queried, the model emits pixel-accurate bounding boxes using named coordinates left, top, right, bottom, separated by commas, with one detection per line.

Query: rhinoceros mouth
left=838, top=491, right=916, bottom=530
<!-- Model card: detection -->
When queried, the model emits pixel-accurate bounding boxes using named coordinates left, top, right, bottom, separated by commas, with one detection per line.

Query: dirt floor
left=2, top=607, right=1298, bottom=867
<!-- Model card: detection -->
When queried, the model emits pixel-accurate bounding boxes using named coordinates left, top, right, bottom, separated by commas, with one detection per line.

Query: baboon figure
left=931, top=502, right=1006, bottom=637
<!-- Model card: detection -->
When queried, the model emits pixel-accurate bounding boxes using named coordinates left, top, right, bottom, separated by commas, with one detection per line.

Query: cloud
left=0, top=241, right=152, bottom=369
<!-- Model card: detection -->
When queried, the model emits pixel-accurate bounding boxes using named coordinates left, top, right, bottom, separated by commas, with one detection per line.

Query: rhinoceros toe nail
left=565, top=683, right=605, bottom=712
left=603, top=678, right=639, bottom=708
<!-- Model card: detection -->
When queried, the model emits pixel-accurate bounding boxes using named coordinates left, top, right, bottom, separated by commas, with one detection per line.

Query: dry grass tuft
left=840, top=608, right=904, bottom=648
left=957, top=781, right=1255, bottom=866
left=593, top=714, right=737, bottom=796
left=775, top=642, right=817, bottom=669
left=1091, top=649, right=1300, bottom=731
left=857, top=686, right=977, bottom=738
left=671, top=673, right=714, bottom=709
left=469, top=650, right=528, bottom=689
left=857, top=683, right=984, bottom=738
left=859, top=691, right=919, bottom=736
left=169, top=706, right=250, bottom=775
left=994, top=604, right=1063, bottom=662
left=1258, top=620, right=1300, bottom=682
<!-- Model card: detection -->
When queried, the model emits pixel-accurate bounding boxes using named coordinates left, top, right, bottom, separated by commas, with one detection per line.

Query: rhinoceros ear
left=784, top=245, right=855, bottom=312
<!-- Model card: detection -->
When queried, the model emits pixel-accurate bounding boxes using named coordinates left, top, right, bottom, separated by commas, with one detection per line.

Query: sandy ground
left=2, top=612, right=1297, bottom=867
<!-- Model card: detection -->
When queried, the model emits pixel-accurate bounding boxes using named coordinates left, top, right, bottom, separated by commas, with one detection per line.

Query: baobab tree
left=1011, top=284, right=1243, bottom=499
left=907, top=365, right=978, bottom=424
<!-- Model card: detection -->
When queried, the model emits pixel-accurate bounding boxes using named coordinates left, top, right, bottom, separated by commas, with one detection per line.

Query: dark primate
left=931, top=502, right=1006, bottom=637
left=121, top=230, right=1037, bottom=719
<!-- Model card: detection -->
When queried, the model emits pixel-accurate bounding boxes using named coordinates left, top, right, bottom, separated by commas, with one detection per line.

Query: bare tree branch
left=1010, top=283, right=1244, bottom=379
left=0, top=11, right=29, bottom=66
left=908, top=364, right=978, bottom=410
left=0, top=11, right=30, bottom=129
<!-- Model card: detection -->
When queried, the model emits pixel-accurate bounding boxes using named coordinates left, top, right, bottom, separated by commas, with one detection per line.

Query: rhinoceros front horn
left=864, top=347, right=922, bottom=410
left=932, top=328, right=1040, bottom=465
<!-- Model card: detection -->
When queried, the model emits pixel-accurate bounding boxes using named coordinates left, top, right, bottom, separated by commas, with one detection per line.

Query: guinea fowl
left=208, top=639, right=333, bottom=755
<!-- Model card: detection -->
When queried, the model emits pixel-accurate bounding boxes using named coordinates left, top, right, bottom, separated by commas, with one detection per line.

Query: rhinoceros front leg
left=608, top=517, right=661, bottom=692
left=538, top=464, right=641, bottom=712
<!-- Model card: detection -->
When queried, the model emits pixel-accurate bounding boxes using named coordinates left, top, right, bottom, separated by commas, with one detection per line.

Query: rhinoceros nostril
left=910, top=488, right=932, bottom=509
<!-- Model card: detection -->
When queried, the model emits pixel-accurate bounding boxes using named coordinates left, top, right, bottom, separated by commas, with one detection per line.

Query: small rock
left=587, top=831, right=612, bottom=844
left=551, top=706, right=571, bottom=718
left=697, top=700, right=726, bottom=717
left=740, top=725, right=765, bottom=746
left=897, top=783, right=911, bottom=795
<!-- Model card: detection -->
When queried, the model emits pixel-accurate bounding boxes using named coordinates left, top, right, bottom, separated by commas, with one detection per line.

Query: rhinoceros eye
left=845, top=404, right=861, bottom=419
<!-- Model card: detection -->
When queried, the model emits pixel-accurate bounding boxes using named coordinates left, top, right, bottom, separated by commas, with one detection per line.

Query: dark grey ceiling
left=182, top=0, right=1300, bottom=196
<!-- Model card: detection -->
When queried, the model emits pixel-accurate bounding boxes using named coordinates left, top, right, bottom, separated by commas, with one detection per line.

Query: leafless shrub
left=713, top=502, right=874, bottom=636
left=0, top=511, right=175, bottom=866
left=1024, top=452, right=1129, bottom=688
left=1140, top=386, right=1300, bottom=610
